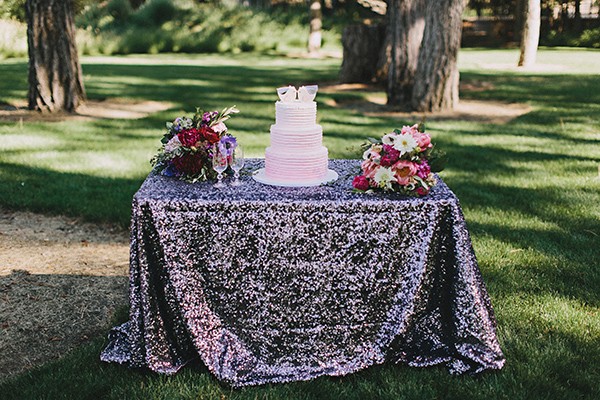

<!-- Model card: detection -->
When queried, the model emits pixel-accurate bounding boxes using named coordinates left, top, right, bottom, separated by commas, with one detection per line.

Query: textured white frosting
left=265, top=100, right=329, bottom=183
left=274, top=101, right=317, bottom=126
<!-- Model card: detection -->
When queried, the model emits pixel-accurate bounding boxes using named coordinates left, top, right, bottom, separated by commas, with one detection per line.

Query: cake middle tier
left=264, top=146, right=329, bottom=181
left=269, top=125, right=323, bottom=150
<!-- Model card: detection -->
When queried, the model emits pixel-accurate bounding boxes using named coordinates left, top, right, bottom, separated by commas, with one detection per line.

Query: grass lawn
left=0, top=49, right=599, bottom=399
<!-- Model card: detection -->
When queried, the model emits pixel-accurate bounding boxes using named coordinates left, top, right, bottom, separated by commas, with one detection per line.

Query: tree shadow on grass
left=0, top=162, right=144, bottom=228
left=446, top=115, right=600, bottom=146
left=460, top=72, right=600, bottom=107
left=82, top=63, right=337, bottom=107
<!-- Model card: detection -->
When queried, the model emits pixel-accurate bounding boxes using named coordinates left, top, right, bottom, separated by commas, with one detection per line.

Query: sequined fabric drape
left=101, top=159, right=505, bottom=387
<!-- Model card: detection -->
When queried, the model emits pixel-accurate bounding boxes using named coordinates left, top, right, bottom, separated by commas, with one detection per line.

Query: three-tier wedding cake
left=253, top=85, right=338, bottom=187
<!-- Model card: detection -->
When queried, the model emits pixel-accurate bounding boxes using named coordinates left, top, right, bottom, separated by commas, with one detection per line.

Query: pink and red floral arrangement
left=352, top=124, right=446, bottom=196
left=151, top=106, right=239, bottom=182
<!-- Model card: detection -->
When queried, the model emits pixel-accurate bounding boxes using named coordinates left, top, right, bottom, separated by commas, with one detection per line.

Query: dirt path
left=0, top=208, right=130, bottom=381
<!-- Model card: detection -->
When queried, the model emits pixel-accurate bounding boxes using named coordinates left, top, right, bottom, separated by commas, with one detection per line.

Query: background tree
left=518, top=0, right=541, bottom=66
left=26, top=0, right=86, bottom=112
left=387, top=0, right=465, bottom=111
left=308, top=0, right=323, bottom=54
left=386, top=0, right=425, bottom=106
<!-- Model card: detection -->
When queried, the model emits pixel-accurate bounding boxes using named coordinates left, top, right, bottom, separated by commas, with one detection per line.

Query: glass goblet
left=229, top=145, right=244, bottom=186
left=212, top=147, right=228, bottom=188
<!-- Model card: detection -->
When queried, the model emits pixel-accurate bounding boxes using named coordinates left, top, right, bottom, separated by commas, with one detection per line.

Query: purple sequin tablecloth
left=101, top=159, right=505, bottom=387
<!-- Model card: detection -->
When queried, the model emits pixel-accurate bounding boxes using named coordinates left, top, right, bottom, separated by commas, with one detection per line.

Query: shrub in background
left=106, top=0, right=133, bottom=24
left=574, top=28, right=600, bottom=48
left=133, top=0, right=178, bottom=27
left=0, top=0, right=345, bottom=59
left=0, top=19, right=27, bottom=59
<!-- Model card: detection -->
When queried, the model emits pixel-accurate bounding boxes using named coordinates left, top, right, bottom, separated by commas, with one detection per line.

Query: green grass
left=1, top=49, right=599, bottom=399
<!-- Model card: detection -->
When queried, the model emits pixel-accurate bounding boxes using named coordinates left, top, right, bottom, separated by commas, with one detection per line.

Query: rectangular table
left=101, top=159, right=505, bottom=387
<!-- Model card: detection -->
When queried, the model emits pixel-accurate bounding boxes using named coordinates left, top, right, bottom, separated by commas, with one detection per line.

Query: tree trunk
left=410, top=0, right=464, bottom=111
left=518, top=0, right=541, bottom=67
left=514, top=0, right=525, bottom=43
left=339, top=24, right=385, bottom=83
left=574, top=0, right=582, bottom=33
left=386, top=0, right=425, bottom=107
left=386, top=0, right=463, bottom=111
left=308, top=0, right=322, bottom=54
left=26, top=0, right=86, bottom=112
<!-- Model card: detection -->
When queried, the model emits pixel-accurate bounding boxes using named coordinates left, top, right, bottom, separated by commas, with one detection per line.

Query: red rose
left=172, top=153, right=204, bottom=176
left=352, top=175, right=370, bottom=191
left=177, top=128, right=202, bottom=147
left=380, top=155, right=395, bottom=167
left=382, top=144, right=400, bottom=161
left=416, top=187, right=429, bottom=196
left=200, top=126, right=220, bottom=144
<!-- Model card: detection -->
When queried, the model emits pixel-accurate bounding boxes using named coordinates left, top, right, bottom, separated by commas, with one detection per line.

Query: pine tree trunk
left=410, top=0, right=464, bottom=111
left=339, top=24, right=385, bottom=83
left=387, top=0, right=425, bottom=108
left=26, top=0, right=86, bottom=112
left=386, top=0, right=464, bottom=111
left=574, top=0, right=582, bottom=33
left=514, top=0, right=525, bottom=43
left=386, top=0, right=425, bottom=107
left=308, top=0, right=322, bottom=54
left=518, top=0, right=541, bottom=67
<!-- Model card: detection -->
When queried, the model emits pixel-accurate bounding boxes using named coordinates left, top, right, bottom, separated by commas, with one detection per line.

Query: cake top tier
left=277, top=85, right=318, bottom=103
left=275, top=100, right=316, bottom=109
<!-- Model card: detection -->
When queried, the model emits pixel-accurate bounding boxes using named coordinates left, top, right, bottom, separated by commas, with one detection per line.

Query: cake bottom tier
left=265, top=146, right=329, bottom=183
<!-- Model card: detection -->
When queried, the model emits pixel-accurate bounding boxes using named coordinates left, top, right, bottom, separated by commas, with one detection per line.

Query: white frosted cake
left=254, top=85, right=337, bottom=187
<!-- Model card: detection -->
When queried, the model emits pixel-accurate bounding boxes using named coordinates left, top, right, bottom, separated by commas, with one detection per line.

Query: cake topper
left=277, top=86, right=297, bottom=102
left=276, top=85, right=318, bottom=102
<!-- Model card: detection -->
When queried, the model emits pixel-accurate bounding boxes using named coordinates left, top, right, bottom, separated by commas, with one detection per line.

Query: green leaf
left=428, top=148, right=448, bottom=173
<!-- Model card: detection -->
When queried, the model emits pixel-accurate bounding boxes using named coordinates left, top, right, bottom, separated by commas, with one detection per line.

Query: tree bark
left=26, top=0, right=86, bottom=112
left=386, top=0, right=463, bottom=111
left=339, top=24, right=385, bottom=83
left=386, top=0, right=425, bottom=107
left=410, top=0, right=464, bottom=111
left=574, top=0, right=582, bottom=33
left=514, top=0, right=526, bottom=43
left=518, top=0, right=541, bottom=67
left=308, top=0, right=322, bottom=54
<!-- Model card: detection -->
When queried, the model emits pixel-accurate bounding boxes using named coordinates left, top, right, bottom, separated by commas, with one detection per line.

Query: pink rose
left=352, top=175, right=370, bottom=191
left=361, top=159, right=379, bottom=179
left=401, top=124, right=419, bottom=136
left=413, top=131, right=432, bottom=150
left=392, top=159, right=418, bottom=185
left=211, top=122, right=227, bottom=134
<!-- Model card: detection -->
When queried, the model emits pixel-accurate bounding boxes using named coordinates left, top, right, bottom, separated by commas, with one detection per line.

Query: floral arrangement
left=352, top=123, right=446, bottom=196
left=151, top=106, right=239, bottom=182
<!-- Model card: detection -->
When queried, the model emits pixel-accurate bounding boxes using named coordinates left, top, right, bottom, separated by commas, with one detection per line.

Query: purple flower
left=219, top=135, right=237, bottom=156
left=202, top=111, right=218, bottom=125
left=162, top=162, right=178, bottom=177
